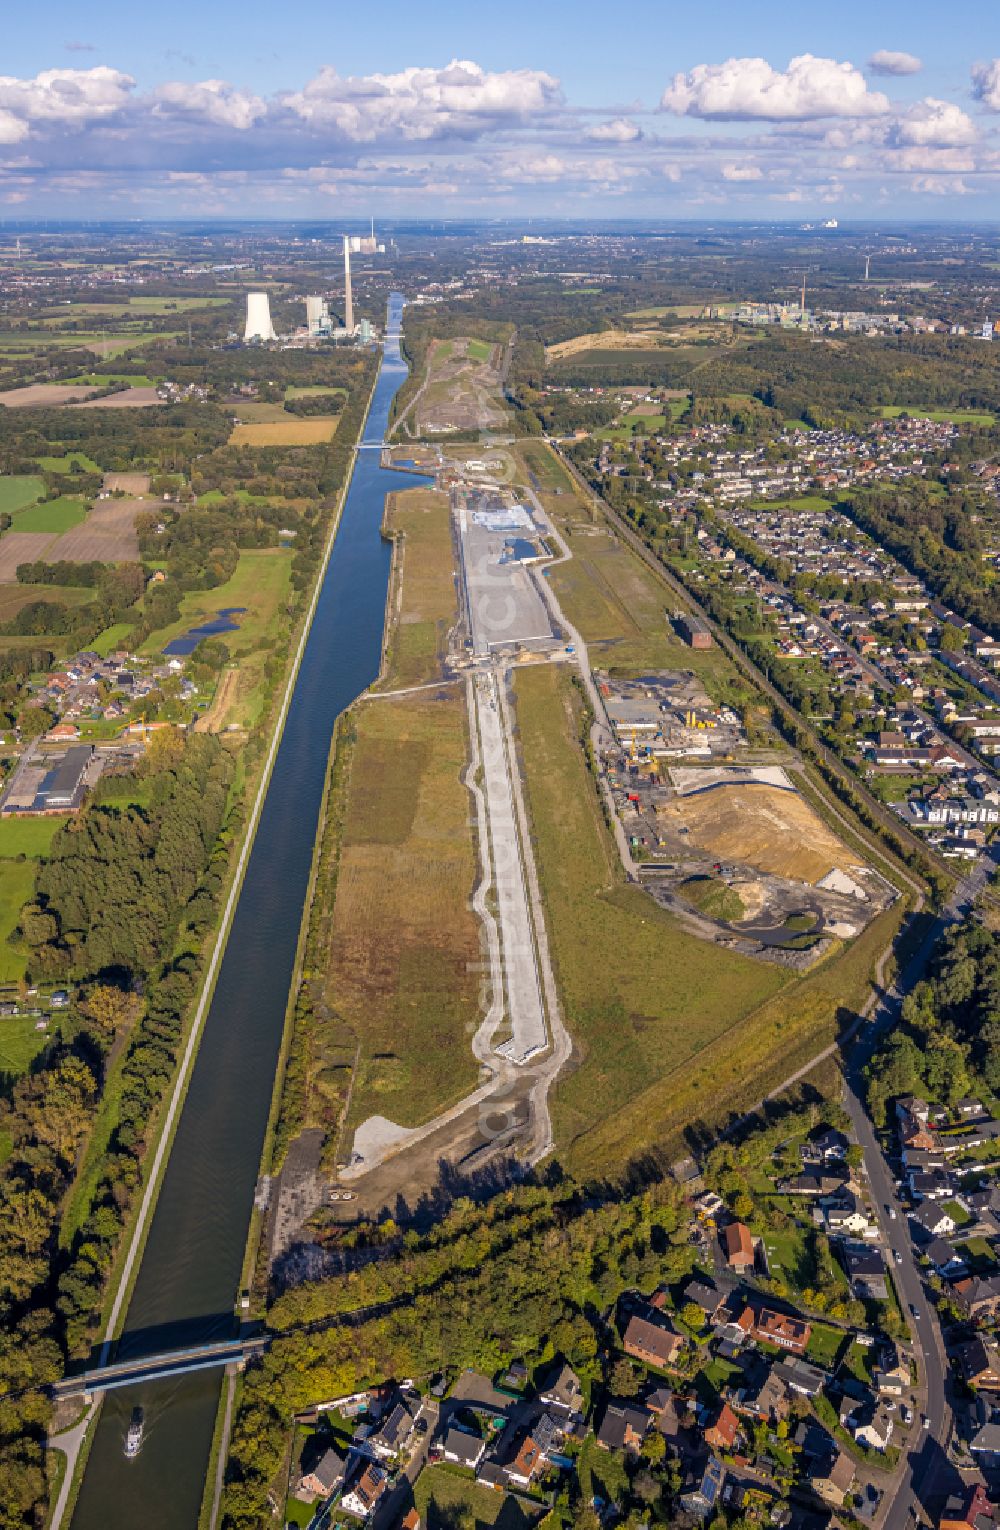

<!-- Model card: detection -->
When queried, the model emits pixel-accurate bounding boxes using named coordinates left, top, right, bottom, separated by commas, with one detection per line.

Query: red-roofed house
left=705, top=1401, right=740, bottom=1452
left=723, top=1222, right=755, bottom=1273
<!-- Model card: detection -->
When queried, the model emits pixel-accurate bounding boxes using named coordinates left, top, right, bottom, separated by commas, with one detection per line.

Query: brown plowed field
left=75, top=387, right=161, bottom=408
left=103, top=472, right=151, bottom=495
left=0, top=384, right=101, bottom=407
left=0, top=532, right=55, bottom=579
left=45, top=500, right=147, bottom=563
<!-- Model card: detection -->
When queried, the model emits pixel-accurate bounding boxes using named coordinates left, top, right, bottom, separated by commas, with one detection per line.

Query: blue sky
left=0, top=0, right=998, bottom=218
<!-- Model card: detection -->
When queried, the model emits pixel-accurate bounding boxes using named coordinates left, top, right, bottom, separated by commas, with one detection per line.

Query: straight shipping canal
left=71, top=294, right=430, bottom=1529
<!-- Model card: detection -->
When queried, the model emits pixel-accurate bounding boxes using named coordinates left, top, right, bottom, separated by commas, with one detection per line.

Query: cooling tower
left=244, top=291, right=276, bottom=342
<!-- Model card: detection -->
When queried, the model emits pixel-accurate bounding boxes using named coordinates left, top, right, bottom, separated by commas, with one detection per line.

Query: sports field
left=380, top=487, right=458, bottom=687
left=329, top=691, right=482, bottom=1132
left=229, top=417, right=339, bottom=446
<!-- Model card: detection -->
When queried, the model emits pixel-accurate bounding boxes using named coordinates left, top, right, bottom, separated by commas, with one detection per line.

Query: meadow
left=12, top=496, right=88, bottom=534
left=0, top=1016, right=51, bottom=1081
left=141, top=547, right=293, bottom=658
left=34, top=453, right=101, bottom=474
left=329, top=691, right=482, bottom=1133
left=229, top=418, right=339, bottom=447
left=0, top=476, right=44, bottom=515
left=0, top=859, right=39, bottom=983
left=880, top=405, right=995, bottom=425
left=380, top=487, right=459, bottom=688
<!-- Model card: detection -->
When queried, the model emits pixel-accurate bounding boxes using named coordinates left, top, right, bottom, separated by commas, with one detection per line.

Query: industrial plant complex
left=243, top=224, right=383, bottom=346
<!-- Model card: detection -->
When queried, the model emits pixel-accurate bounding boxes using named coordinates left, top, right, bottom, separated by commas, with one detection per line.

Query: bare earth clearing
left=659, top=773, right=864, bottom=885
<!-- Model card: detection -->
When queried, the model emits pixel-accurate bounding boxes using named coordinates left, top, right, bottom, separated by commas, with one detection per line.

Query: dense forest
left=866, top=915, right=1000, bottom=1127
left=0, top=733, right=237, bottom=1520
left=838, top=485, right=1000, bottom=636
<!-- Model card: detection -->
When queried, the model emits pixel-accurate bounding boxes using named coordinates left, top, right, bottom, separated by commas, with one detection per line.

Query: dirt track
left=193, top=667, right=237, bottom=732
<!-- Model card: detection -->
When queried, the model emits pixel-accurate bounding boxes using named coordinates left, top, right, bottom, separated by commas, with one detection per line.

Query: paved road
left=842, top=845, right=999, bottom=1530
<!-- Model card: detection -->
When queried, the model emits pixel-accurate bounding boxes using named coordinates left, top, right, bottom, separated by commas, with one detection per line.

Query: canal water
left=71, top=294, right=429, bottom=1529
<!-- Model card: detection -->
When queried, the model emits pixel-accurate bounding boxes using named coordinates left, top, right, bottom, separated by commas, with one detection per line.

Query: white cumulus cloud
left=722, top=162, right=763, bottom=180
left=283, top=59, right=561, bottom=142
left=586, top=117, right=641, bottom=143
left=868, top=50, right=922, bottom=76
left=662, top=54, right=890, bottom=121
left=0, top=66, right=134, bottom=125
left=152, top=79, right=265, bottom=130
left=891, top=98, right=977, bottom=147
left=972, top=60, right=1000, bottom=110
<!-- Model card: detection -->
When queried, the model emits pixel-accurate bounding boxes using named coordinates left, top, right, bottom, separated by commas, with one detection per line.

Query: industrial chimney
left=244, top=292, right=276, bottom=342
left=343, top=236, right=354, bottom=334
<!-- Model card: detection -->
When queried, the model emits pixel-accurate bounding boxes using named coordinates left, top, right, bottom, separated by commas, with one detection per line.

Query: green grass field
left=90, top=621, right=136, bottom=656
left=0, top=1016, right=51, bottom=1080
left=331, top=692, right=482, bottom=1132
left=58, top=373, right=156, bottom=388
left=141, top=547, right=292, bottom=656
left=596, top=411, right=667, bottom=441
left=414, top=1464, right=541, bottom=1530
left=35, top=452, right=101, bottom=474
left=880, top=406, right=994, bottom=425
left=514, top=439, right=575, bottom=494
left=0, top=859, right=37, bottom=983
left=467, top=338, right=494, bottom=363
left=284, top=385, right=347, bottom=400
left=380, top=488, right=459, bottom=688
left=0, top=330, right=179, bottom=358
left=0, top=475, right=44, bottom=515
left=13, top=495, right=88, bottom=533
left=543, top=519, right=728, bottom=682
left=0, top=815, right=66, bottom=858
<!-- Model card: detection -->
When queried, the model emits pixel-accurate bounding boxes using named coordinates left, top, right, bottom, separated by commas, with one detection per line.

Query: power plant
left=244, top=291, right=276, bottom=343
left=305, top=294, right=331, bottom=336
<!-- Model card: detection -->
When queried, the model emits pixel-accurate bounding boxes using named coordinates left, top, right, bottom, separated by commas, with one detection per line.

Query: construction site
left=598, top=681, right=895, bottom=963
